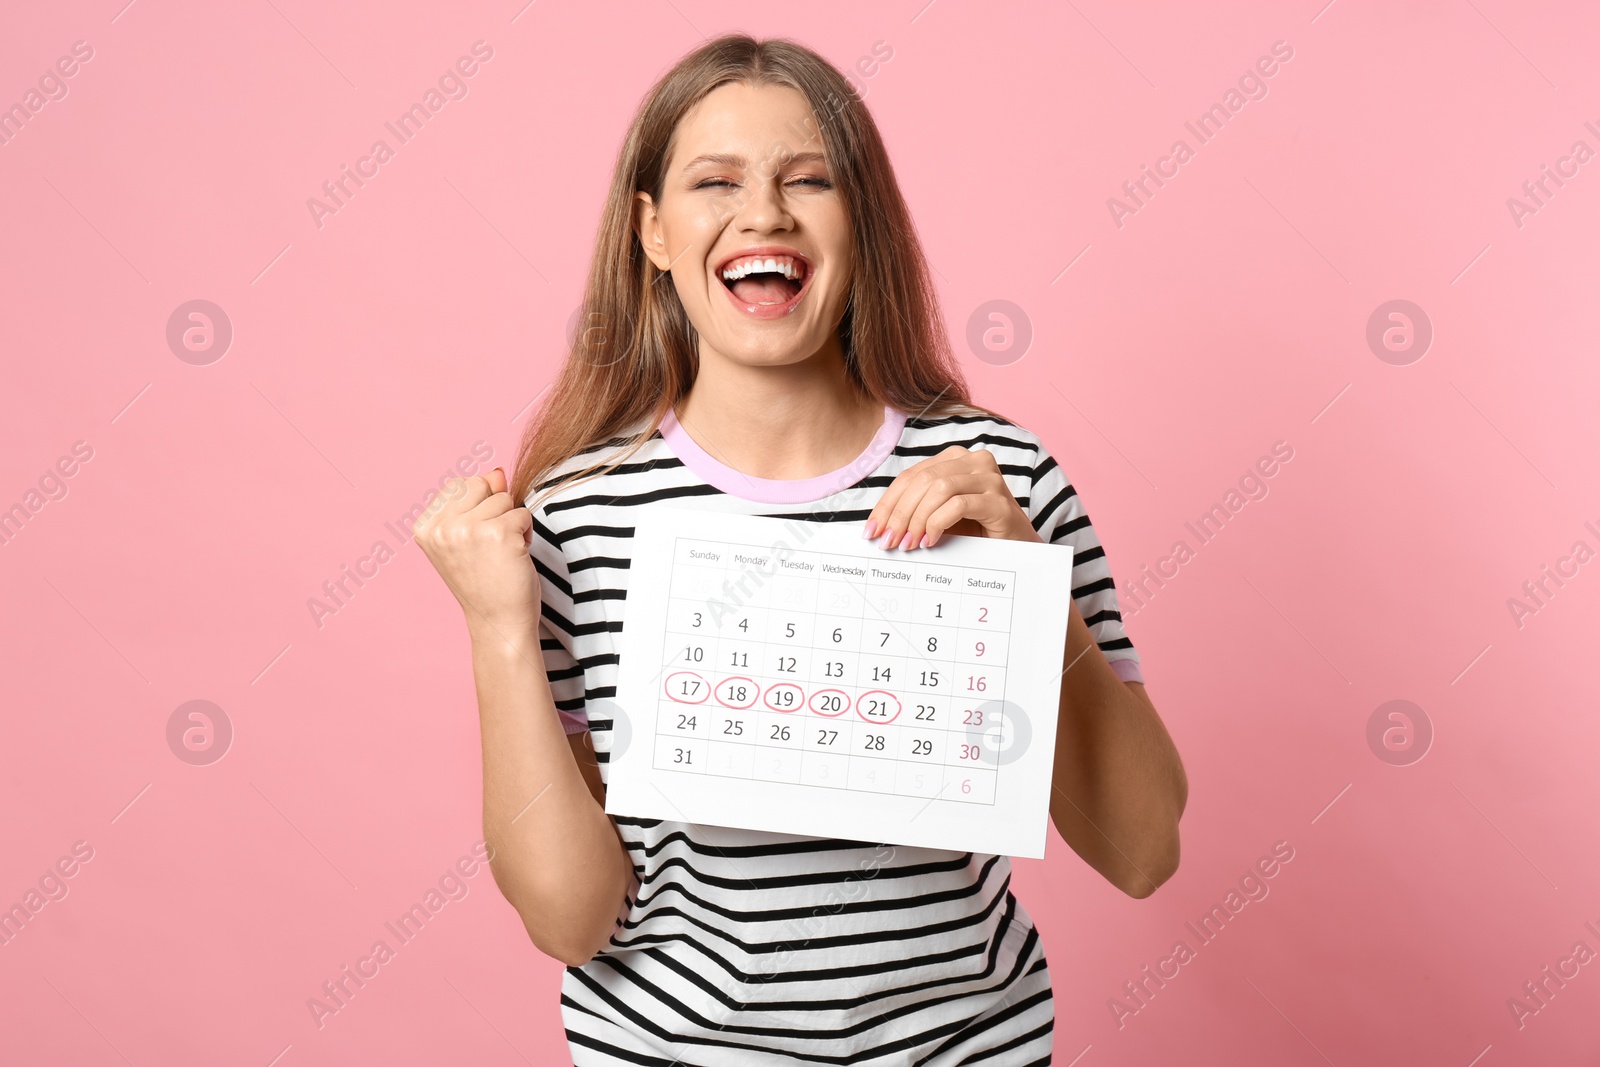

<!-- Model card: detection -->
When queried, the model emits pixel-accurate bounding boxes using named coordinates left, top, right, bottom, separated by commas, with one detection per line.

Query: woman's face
left=636, top=81, right=853, bottom=369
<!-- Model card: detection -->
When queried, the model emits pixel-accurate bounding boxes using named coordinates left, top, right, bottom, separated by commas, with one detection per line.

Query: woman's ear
left=634, top=191, right=670, bottom=271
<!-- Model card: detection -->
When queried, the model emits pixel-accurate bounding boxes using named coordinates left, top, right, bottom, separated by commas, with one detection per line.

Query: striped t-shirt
left=525, top=404, right=1144, bottom=1066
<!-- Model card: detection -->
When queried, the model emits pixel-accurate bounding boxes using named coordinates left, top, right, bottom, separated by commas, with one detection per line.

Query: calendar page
left=604, top=505, right=1075, bottom=858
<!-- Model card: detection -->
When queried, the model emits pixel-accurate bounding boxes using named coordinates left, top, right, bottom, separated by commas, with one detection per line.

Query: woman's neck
left=673, top=346, right=885, bottom=482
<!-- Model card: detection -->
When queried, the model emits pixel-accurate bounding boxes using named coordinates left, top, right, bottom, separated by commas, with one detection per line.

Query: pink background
left=3, top=1, right=1597, bottom=1063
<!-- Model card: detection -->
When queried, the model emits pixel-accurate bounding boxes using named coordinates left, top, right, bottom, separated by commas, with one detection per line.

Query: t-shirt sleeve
left=525, top=501, right=589, bottom=734
left=1026, top=440, right=1145, bottom=685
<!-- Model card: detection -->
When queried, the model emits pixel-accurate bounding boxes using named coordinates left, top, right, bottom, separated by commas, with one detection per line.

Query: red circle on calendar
left=662, top=671, right=710, bottom=703
left=763, top=682, right=805, bottom=712
left=714, top=676, right=759, bottom=708
left=855, top=690, right=902, bottom=724
left=807, top=688, right=850, bottom=717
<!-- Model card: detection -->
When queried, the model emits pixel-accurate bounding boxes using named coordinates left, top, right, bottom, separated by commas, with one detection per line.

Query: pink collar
left=658, top=404, right=909, bottom=504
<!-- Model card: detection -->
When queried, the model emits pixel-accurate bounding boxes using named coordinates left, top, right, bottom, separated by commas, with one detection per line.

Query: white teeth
left=719, top=255, right=806, bottom=282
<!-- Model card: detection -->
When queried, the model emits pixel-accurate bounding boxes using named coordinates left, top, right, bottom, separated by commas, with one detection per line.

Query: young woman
left=415, top=33, right=1187, bottom=1066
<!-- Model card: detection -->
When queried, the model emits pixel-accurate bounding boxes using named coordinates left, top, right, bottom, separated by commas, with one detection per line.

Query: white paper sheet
left=603, top=505, right=1075, bottom=858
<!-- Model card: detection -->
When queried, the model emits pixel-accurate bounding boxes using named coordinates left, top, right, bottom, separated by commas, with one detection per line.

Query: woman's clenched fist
left=413, top=466, right=541, bottom=644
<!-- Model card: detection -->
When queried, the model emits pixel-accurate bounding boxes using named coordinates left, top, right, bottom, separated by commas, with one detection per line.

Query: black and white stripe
left=526, top=410, right=1142, bottom=1064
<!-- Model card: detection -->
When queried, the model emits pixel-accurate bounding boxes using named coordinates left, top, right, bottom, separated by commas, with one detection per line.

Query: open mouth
left=717, top=253, right=810, bottom=308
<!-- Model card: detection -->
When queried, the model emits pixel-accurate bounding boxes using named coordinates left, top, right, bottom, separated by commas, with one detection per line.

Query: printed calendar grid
left=649, top=535, right=1021, bottom=807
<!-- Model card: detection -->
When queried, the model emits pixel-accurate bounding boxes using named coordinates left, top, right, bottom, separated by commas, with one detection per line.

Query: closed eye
left=694, top=177, right=833, bottom=190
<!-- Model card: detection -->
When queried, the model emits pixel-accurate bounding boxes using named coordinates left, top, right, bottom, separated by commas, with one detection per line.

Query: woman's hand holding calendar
left=863, top=445, right=1040, bottom=551
left=412, top=467, right=541, bottom=645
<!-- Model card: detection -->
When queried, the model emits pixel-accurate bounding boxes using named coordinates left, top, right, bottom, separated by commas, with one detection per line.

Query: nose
left=731, top=173, right=794, bottom=234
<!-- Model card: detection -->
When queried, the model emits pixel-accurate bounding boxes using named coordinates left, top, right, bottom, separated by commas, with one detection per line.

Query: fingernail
left=899, top=531, right=915, bottom=550
left=862, top=520, right=878, bottom=539
left=881, top=528, right=898, bottom=548
left=920, top=532, right=934, bottom=549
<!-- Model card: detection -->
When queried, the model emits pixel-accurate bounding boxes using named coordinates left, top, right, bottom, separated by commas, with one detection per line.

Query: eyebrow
left=679, top=151, right=829, bottom=170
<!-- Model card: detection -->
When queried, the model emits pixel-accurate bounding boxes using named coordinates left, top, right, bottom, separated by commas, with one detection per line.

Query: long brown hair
left=511, top=33, right=1001, bottom=513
